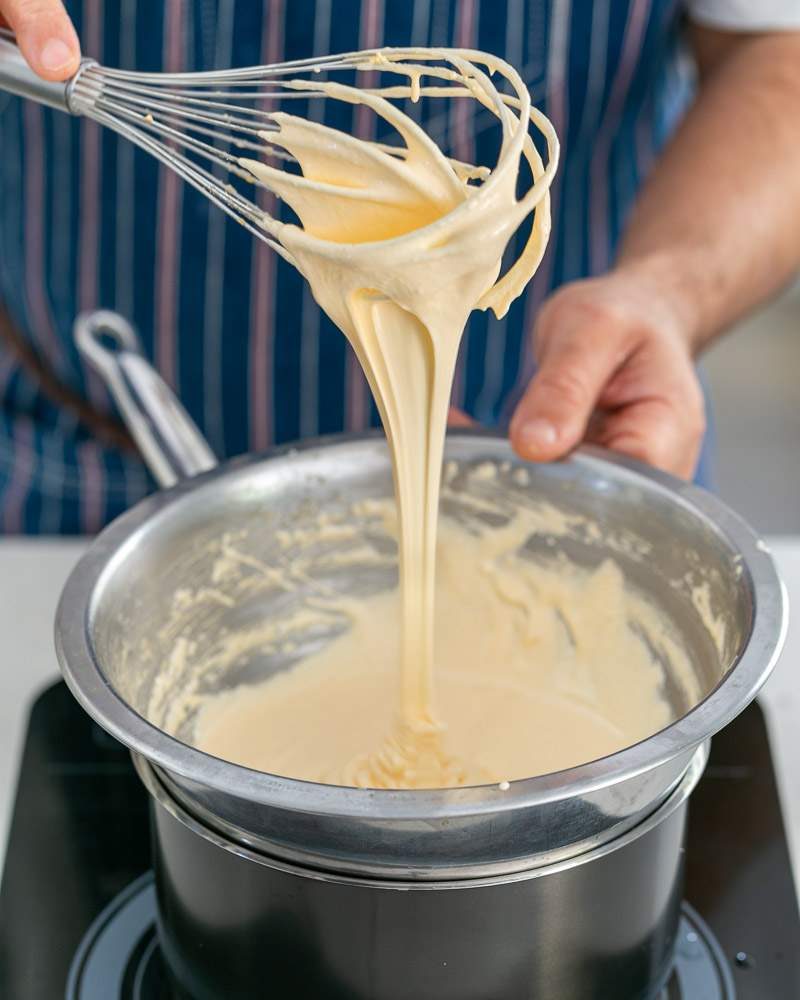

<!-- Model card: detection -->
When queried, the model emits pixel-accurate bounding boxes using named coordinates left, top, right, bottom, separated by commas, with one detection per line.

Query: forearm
left=616, top=28, right=800, bottom=353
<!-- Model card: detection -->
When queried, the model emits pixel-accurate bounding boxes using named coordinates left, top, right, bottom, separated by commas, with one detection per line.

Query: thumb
left=510, top=320, right=630, bottom=462
left=3, top=0, right=81, bottom=81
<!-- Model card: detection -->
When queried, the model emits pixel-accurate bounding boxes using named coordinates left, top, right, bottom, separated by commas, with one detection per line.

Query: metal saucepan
left=55, top=311, right=786, bottom=877
left=53, top=310, right=787, bottom=999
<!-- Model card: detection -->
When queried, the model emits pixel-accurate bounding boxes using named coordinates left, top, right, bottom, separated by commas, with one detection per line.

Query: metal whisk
left=0, top=31, right=365, bottom=258
left=0, top=31, right=557, bottom=267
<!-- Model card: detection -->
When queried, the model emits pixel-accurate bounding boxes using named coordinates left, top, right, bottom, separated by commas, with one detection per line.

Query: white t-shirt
left=687, top=0, right=800, bottom=30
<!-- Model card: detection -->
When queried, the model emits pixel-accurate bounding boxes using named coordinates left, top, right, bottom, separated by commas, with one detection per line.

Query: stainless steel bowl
left=55, top=312, right=788, bottom=880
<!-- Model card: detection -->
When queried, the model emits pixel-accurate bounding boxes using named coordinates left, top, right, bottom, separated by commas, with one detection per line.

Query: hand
left=509, top=269, right=706, bottom=480
left=1, top=0, right=80, bottom=81
left=447, top=407, right=475, bottom=428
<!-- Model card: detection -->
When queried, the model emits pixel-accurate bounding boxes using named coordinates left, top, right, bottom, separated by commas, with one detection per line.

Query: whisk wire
left=0, top=41, right=556, bottom=271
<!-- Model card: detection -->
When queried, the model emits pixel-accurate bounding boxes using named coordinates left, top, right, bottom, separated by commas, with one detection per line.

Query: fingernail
left=40, top=38, right=75, bottom=73
left=518, top=419, right=558, bottom=451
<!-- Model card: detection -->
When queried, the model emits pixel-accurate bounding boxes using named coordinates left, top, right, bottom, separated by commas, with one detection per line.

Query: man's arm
left=619, top=27, right=800, bottom=347
left=510, top=26, right=800, bottom=479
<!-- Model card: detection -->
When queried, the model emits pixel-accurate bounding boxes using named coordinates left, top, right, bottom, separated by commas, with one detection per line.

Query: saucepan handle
left=75, top=310, right=217, bottom=488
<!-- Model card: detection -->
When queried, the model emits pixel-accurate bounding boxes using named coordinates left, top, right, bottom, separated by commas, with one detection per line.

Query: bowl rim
left=54, top=431, right=789, bottom=820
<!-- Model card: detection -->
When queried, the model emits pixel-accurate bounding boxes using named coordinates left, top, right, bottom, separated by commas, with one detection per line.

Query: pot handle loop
left=75, top=310, right=217, bottom=487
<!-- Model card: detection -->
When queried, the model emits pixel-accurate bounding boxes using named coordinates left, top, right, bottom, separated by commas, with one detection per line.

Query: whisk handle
left=0, top=36, right=91, bottom=113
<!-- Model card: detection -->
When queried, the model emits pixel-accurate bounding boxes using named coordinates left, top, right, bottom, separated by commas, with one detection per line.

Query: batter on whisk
left=202, top=49, right=561, bottom=787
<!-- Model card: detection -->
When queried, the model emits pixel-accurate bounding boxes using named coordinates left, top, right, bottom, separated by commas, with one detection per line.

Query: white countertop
left=1, top=537, right=798, bottom=884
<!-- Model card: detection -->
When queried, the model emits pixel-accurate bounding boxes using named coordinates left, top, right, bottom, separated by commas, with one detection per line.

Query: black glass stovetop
left=1, top=681, right=799, bottom=999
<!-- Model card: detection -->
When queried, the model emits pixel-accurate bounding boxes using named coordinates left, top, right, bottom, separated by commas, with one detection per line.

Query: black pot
left=137, top=749, right=705, bottom=1000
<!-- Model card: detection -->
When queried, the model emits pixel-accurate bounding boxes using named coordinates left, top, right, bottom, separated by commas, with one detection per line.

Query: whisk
left=0, top=31, right=557, bottom=274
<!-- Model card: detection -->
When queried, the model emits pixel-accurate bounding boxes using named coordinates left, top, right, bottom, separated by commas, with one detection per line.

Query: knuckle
left=688, top=410, right=706, bottom=443
left=16, top=0, right=64, bottom=22
left=610, top=432, right=650, bottom=463
left=538, top=368, right=592, bottom=408
left=558, top=285, right=623, bottom=325
left=608, top=428, right=674, bottom=472
left=651, top=439, right=678, bottom=469
left=14, top=0, right=44, bottom=18
left=542, top=293, right=605, bottom=334
left=684, top=392, right=706, bottom=443
left=11, top=2, right=40, bottom=26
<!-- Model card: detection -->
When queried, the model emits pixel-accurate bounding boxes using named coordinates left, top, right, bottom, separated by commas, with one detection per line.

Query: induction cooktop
left=1, top=682, right=799, bottom=999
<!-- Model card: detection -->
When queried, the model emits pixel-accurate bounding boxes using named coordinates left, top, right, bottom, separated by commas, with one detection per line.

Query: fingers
left=447, top=406, right=475, bottom=428
left=588, top=352, right=705, bottom=478
left=592, top=331, right=706, bottom=478
left=2, top=0, right=81, bottom=80
left=510, top=312, right=632, bottom=462
left=588, top=397, right=704, bottom=479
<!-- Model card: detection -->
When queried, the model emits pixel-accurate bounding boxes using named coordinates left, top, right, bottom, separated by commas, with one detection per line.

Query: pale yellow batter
left=194, top=505, right=695, bottom=786
left=156, top=49, right=701, bottom=790
left=230, top=48, right=559, bottom=786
